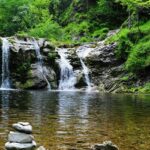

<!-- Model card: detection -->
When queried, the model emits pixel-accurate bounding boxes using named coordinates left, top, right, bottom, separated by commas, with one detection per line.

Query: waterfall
left=1, top=38, right=11, bottom=89
left=33, top=40, right=51, bottom=90
left=76, top=46, right=92, bottom=90
left=57, top=48, right=76, bottom=90
left=80, top=59, right=91, bottom=89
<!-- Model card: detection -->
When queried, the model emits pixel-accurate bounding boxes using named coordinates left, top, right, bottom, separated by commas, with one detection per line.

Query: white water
left=33, top=40, right=51, bottom=90
left=1, top=38, right=11, bottom=89
left=57, top=48, right=76, bottom=90
left=76, top=46, right=93, bottom=91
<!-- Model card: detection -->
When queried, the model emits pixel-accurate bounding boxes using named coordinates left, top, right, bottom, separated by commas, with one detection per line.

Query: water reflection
left=0, top=91, right=10, bottom=130
left=29, top=91, right=59, bottom=125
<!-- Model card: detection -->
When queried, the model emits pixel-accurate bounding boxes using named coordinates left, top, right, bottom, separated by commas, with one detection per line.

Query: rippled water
left=0, top=90, right=150, bottom=150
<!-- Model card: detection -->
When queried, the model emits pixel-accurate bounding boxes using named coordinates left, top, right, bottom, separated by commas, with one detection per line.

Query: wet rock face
left=1, top=36, right=59, bottom=89
left=68, top=40, right=123, bottom=92
left=86, top=42, right=117, bottom=65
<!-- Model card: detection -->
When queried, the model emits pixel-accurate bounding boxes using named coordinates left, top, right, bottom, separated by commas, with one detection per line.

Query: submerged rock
left=91, top=141, right=119, bottom=150
left=12, top=122, right=32, bottom=134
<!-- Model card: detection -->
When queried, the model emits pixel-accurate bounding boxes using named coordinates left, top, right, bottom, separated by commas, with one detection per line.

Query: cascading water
left=76, top=46, right=93, bottom=90
left=33, top=40, right=51, bottom=90
left=1, top=38, right=11, bottom=89
left=57, top=48, right=76, bottom=90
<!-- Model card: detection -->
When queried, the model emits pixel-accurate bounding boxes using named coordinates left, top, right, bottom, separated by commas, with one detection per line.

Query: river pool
left=0, top=90, right=150, bottom=150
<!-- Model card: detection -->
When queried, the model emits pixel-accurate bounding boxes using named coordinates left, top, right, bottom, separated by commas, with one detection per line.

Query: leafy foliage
left=27, top=19, right=63, bottom=41
left=109, top=20, right=150, bottom=73
left=0, top=0, right=150, bottom=75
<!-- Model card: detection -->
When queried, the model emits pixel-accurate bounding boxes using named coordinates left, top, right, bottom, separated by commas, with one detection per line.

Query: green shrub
left=27, top=19, right=63, bottom=40
left=125, top=36, right=150, bottom=72
left=63, top=21, right=90, bottom=43
left=92, top=28, right=109, bottom=40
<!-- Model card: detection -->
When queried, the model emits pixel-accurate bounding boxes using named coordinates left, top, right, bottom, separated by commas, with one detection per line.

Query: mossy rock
left=48, top=52, right=59, bottom=60
left=15, top=80, right=34, bottom=89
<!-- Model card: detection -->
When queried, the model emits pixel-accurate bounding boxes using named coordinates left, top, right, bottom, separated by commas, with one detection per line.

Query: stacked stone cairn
left=5, top=122, right=36, bottom=150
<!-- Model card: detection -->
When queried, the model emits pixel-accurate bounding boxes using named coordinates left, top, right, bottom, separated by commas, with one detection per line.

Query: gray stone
left=91, top=141, right=119, bottom=150
left=8, top=131, right=34, bottom=143
left=5, top=141, right=36, bottom=150
left=12, top=122, right=32, bottom=134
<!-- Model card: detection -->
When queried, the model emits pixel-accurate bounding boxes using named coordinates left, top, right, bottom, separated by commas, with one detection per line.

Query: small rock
left=12, top=122, right=32, bottom=134
left=5, top=141, right=36, bottom=150
left=91, top=141, right=119, bottom=150
left=8, top=131, right=34, bottom=143
left=37, top=146, right=46, bottom=150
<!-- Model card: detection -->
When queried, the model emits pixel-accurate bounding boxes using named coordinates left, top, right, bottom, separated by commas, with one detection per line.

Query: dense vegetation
left=0, top=0, right=150, bottom=91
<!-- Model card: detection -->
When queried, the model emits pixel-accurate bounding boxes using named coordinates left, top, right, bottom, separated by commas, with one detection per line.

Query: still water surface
left=0, top=90, right=150, bottom=150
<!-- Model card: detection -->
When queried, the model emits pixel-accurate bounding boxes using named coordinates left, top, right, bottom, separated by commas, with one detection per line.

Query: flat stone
left=18, top=122, right=30, bottom=126
left=8, top=131, right=34, bottom=143
left=5, top=141, right=36, bottom=150
left=12, top=122, right=32, bottom=134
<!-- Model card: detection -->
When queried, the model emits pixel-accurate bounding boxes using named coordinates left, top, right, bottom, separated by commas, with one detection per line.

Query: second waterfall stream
left=76, top=45, right=92, bottom=91
left=33, top=39, right=51, bottom=90
left=57, top=48, right=76, bottom=90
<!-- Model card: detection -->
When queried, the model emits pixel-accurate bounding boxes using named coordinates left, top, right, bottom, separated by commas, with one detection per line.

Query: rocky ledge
left=1, top=31, right=148, bottom=92
left=0, top=36, right=59, bottom=89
